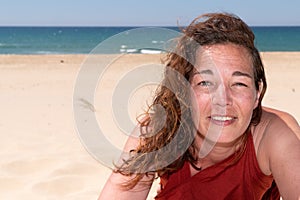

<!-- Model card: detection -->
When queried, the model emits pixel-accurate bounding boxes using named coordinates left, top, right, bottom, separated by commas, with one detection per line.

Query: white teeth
left=211, top=116, right=233, bottom=121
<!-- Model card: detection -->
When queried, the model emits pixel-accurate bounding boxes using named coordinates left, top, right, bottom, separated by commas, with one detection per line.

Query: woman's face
left=190, top=43, right=260, bottom=143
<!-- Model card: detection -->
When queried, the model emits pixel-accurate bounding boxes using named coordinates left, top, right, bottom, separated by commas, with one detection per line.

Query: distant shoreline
left=0, top=27, right=299, bottom=54
left=0, top=50, right=300, bottom=56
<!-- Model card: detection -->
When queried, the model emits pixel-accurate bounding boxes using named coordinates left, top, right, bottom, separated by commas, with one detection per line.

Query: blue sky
left=1, top=0, right=300, bottom=26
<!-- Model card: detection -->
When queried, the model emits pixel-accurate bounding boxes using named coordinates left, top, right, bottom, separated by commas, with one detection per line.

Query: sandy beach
left=0, top=52, right=299, bottom=199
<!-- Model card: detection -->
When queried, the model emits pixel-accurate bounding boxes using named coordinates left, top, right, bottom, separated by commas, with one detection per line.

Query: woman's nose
left=212, top=84, right=233, bottom=107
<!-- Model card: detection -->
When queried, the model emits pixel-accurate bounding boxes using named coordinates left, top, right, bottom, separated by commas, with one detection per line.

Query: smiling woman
left=190, top=44, right=260, bottom=144
left=99, top=13, right=300, bottom=200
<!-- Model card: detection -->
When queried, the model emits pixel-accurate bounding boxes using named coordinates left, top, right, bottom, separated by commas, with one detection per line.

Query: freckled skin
left=190, top=44, right=261, bottom=143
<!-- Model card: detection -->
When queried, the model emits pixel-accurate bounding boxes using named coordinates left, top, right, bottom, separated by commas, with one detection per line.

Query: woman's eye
left=233, top=82, right=248, bottom=87
left=198, top=81, right=213, bottom=87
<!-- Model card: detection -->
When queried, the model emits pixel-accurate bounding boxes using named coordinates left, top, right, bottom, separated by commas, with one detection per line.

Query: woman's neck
left=192, top=132, right=248, bottom=170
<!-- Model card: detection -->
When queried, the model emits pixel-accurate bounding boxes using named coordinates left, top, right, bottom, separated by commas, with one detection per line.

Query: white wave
left=140, top=49, right=162, bottom=54
left=126, top=49, right=139, bottom=53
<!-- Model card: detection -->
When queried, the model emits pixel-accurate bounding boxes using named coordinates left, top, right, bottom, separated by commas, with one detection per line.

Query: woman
left=99, top=13, right=300, bottom=199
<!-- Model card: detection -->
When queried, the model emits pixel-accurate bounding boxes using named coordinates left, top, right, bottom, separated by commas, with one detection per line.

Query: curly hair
left=114, top=12, right=267, bottom=189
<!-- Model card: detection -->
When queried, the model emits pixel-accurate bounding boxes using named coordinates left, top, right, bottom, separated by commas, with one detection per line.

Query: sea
left=0, top=26, right=299, bottom=54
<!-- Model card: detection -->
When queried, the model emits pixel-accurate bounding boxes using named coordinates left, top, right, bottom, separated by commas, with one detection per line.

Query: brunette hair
left=115, top=12, right=267, bottom=189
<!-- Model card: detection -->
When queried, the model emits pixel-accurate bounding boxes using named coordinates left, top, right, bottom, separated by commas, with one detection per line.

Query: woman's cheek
left=232, top=89, right=257, bottom=109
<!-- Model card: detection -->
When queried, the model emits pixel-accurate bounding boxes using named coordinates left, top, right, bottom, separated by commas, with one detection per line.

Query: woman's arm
left=262, top=109, right=300, bottom=199
left=98, top=126, right=154, bottom=200
left=99, top=171, right=153, bottom=200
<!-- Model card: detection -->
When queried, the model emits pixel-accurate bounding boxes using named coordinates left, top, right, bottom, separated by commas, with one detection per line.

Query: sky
left=1, top=0, right=300, bottom=26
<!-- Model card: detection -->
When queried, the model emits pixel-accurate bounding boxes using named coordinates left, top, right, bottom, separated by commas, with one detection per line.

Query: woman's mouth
left=209, top=115, right=236, bottom=126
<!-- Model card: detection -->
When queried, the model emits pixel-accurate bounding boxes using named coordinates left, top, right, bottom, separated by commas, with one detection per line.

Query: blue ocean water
left=0, top=26, right=299, bottom=54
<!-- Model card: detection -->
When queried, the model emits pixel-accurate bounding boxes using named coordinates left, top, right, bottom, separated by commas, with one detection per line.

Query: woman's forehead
left=194, top=44, right=253, bottom=74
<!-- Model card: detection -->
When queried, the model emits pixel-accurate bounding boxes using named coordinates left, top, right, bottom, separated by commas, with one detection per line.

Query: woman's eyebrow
left=193, top=69, right=214, bottom=75
left=192, top=70, right=252, bottom=79
left=232, top=71, right=253, bottom=79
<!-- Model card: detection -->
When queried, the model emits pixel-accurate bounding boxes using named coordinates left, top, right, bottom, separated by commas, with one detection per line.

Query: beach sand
left=0, top=53, right=299, bottom=199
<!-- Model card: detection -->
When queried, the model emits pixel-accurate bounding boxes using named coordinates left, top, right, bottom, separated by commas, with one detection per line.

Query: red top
left=155, top=133, right=280, bottom=200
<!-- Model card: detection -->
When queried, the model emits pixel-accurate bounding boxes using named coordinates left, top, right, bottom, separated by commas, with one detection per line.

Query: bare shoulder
left=257, top=107, right=300, bottom=153
left=252, top=107, right=299, bottom=174
left=255, top=107, right=300, bottom=199
left=262, top=107, right=299, bottom=138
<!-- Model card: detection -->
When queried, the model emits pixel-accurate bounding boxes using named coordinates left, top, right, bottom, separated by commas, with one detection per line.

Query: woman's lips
left=209, top=115, right=237, bottom=126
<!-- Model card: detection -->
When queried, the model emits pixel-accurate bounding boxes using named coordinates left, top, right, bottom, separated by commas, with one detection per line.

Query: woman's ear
left=254, top=82, right=263, bottom=109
